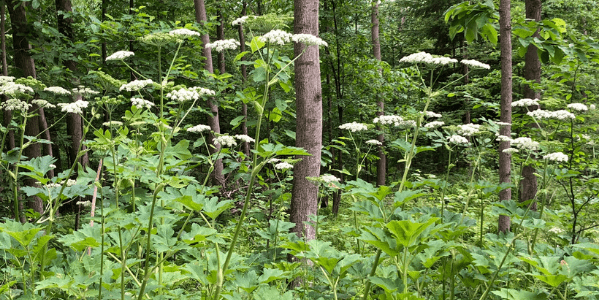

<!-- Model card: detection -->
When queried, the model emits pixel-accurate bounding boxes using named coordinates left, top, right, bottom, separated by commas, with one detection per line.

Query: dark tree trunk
left=520, top=0, right=542, bottom=210
left=217, top=8, right=226, bottom=75
left=238, top=2, right=250, bottom=157
left=290, top=0, right=322, bottom=241
left=7, top=0, right=43, bottom=217
left=372, top=0, right=385, bottom=186
left=194, top=0, right=226, bottom=188
left=498, top=0, right=512, bottom=233
left=1, top=0, right=14, bottom=152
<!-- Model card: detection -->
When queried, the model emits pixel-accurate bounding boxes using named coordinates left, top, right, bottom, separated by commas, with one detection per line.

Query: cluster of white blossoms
left=567, top=103, right=588, bottom=111
left=57, top=100, right=89, bottom=114
left=590, top=104, right=596, bottom=110
left=169, top=28, right=201, bottom=37
left=502, top=148, right=519, bottom=154
left=424, top=121, right=444, bottom=128
left=166, top=88, right=200, bottom=102
left=235, top=134, right=255, bottom=143
left=131, top=98, right=154, bottom=109
left=457, top=124, right=481, bottom=136
left=448, top=135, right=469, bottom=145
left=206, top=39, right=240, bottom=52
left=49, top=164, right=56, bottom=169
left=274, top=162, right=294, bottom=170
left=72, top=86, right=99, bottom=96
left=543, top=152, right=568, bottom=162
left=510, top=137, right=539, bottom=151
left=512, top=98, right=539, bottom=107
left=373, top=115, right=403, bottom=126
left=549, top=227, right=564, bottom=234
left=425, top=111, right=442, bottom=118
left=365, top=139, right=382, bottom=146
left=47, top=179, right=77, bottom=188
left=120, top=79, right=153, bottom=92
left=106, top=51, right=135, bottom=61
left=44, top=86, right=71, bottom=95
left=339, top=122, right=368, bottom=132
left=495, top=121, right=511, bottom=126
left=496, top=135, right=512, bottom=142
left=399, top=52, right=458, bottom=65
left=320, top=174, right=340, bottom=183
left=527, top=109, right=575, bottom=120
left=191, top=87, right=216, bottom=97
left=398, top=120, right=417, bottom=127
left=32, top=99, right=56, bottom=108
left=232, top=16, right=249, bottom=26
left=0, top=82, right=34, bottom=96
left=460, top=59, right=491, bottom=69
left=187, top=124, right=211, bottom=133
left=0, top=76, right=15, bottom=83
left=267, top=158, right=280, bottom=164
left=291, top=34, right=328, bottom=47
left=214, top=135, right=237, bottom=147
left=1, top=99, right=31, bottom=111
left=259, top=29, right=293, bottom=45
left=103, top=121, right=123, bottom=127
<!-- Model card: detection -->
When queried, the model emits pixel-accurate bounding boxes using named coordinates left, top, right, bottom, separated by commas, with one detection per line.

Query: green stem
left=440, top=148, right=452, bottom=222
left=529, top=159, right=549, bottom=253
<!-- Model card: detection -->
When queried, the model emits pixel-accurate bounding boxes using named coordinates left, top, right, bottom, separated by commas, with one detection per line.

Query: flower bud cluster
left=187, top=124, right=211, bottom=133
left=339, top=122, right=368, bottom=132
left=373, top=115, right=403, bottom=126
left=214, top=135, right=237, bottom=147
left=131, top=98, right=154, bottom=109
left=106, top=51, right=135, bottom=61
left=543, top=152, right=568, bottom=162
left=120, top=79, right=154, bottom=92
left=206, top=39, right=240, bottom=52
left=57, top=100, right=89, bottom=114
left=44, top=86, right=71, bottom=95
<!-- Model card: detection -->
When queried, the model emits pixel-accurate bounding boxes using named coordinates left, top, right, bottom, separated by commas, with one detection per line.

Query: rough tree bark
left=372, top=0, right=385, bottom=186
left=194, top=0, right=226, bottom=187
left=6, top=0, right=43, bottom=217
left=290, top=0, right=322, bottom=241
left=520, top=0, right=541, bottom=210
left=498, top=0, right=512, bottom=233
left=237, top=2, right=250, bottom=157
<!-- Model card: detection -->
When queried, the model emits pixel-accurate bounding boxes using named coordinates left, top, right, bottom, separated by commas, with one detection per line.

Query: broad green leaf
left=250, top=36, right=265, bottom=53
left=203, top=197, right=232, bottom=219
left=386, top=218, right=439, bottom=248
left=491, top=288, right=547, bottom=300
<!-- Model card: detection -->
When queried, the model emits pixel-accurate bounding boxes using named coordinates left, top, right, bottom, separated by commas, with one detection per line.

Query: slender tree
left=237, top=2, right=250, bottom=157
left=290, top=0, right=322, bottom=241
left=194, top=0, right=226, bottom=187
left=498, top=0, right=512, bottom=233
left=372, top=0, right=385, bottom=186
left=1, top=0, right=14, bottom=152
left=520, top=0, right=542, bottom=210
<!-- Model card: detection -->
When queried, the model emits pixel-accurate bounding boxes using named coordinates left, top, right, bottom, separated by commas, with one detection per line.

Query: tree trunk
left=194, top=0, right=226, bottom=188
left=237, top=2, right=250, bottom=157
left=498, top=0, right=512, bottom=233
left=520, top=0, right=541, bottom=210
left=372, top=0, right=385, bottom=186
left=217, top=8, right=226, bottom=75
left=1, top=0, right=14, bottom=152
left=7, top=0, right=43, bottom=216
left=290, top=0, right=322, bottom=241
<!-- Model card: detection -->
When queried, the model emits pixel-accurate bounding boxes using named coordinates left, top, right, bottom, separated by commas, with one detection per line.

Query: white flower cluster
left=0, top=82, right=34, bottom=96
left=365, top=139, right=382, bottom=146
left=103, top=121, right=123, bottom=127
left=57, top=100, right=89, bottom=114
left=106, top=51, right=135, bottom=61
left=502, top=148, right=519, bottom=154
left=169, top=28, right=201, bottom=37
left=76, top=200, right=92, bottom=207
left=373, top=115, right=403, bottom=126
left=527, top=109, right=575, bottom=120
left=131, top=98, right=154, bottom=109
left=399, top=52, right=458, bottom=65
left=259, top=29, right=293, bottom=45
left=275, top=162, right=293, bottom=170
left=549, top=227, right=563, bottom=234
left=167, top=88, right=200, bottom=102
left=399, top=120, right=417, bottom=127
left=512, top=98, right=539, bottom=107
left=424, top=121, right=444, bottom=128
left=543, top=152, right=568, bottom=162
left=232, top=16, right=249, bottom=26
left=205, top=39, right=240, bottom=52
left=120, top=79, right=154, bottom=92
left=567, top=103, right=588, bottom=111
left=1, top=99, right=31, bottom=111
left=495, top=121, right=511, bottom=126
left=187, top=124, right=212, bottom=133
left=214, top=135, right=237, bottom=147
left=235, top=134, right=255, bottom=143
left=292, top=34, right=328, bottom=47
left=191, top=87, right=216, bottom=97
left=510, top=137, right=539, bottom=151
left=457, top=124, right=481, bottom=136
left=321, top=174, right=340, bottom=183
left=590, top=104, right=596, bottom=110
left=448, top=135, right=469, bottom=145
left=0, top=76, right=15, bottom=83
left=32, top=99, right=56, bottom=108
left=49, top=164, right=56, bottom=169
left=339, top=122, right=368, bottom=132
left=48, top=179, right=77, bottom=189
left=496, top=135, right=512, bottom=142
left=460, top=59, right=491, bottom=69
left=44, top=86, right=71, bottom=95
left=267, top=158, right=280, bottom=164
left=425, top=111, right=442, bottom=118
left=72, top=86, right=99, bottom=96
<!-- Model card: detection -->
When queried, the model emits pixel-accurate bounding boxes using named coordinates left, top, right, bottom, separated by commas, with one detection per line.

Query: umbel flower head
left=291, top=34, right=328, bottom=47
left=106, top=51, right=134, bottom=61
left=187, top=124, right=211, bottom=133
left=214, top=135, right=237, bottom=147
left=512, top=98, right=539, bottom=107
left=169, top=28, right=201, bottom=37
left=259, top=29, right=293, bottom=45
left=424, top=121, right=444, bottom=128
left=57, top=100, right=89, bottom=114
left=32, top=99, right=56, bottom=108
left=44, top=86, right=71, bottom=95
left=543, top=152, right=568, bottom=162
left=365, top=139, right=382, bottom=146
left=274, top=162, right=293, bottom=170
left=205, top=39, right=240, bottom=52
left=373, top=115, right=403, bottom=126
left=131, top=98, right=154, bottom=109
left=1, top=98, right=31, bottom=112
left=460, top=59, right=490, bottom=69
left=399, top=52, right=458, bottom=65
left=232, top=16, right=249, bottom=26
left=235, top=134, right=255, bottom=143
left=339, top=122, right=368, bottom=132
left=166, top=88, right=200, bottom=102
left=0, top=82, right=34, bottom=97
left=567, top=103, right=588, bottom=112
left=457, top=124, right=481, bottom=136
left=448, top=134, right=469, bottom=145
left=527, top=109, right=575, bottom=121
left=120, top=79, right=154, bottom=92
left=510, top=137, right=539, bottom=151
